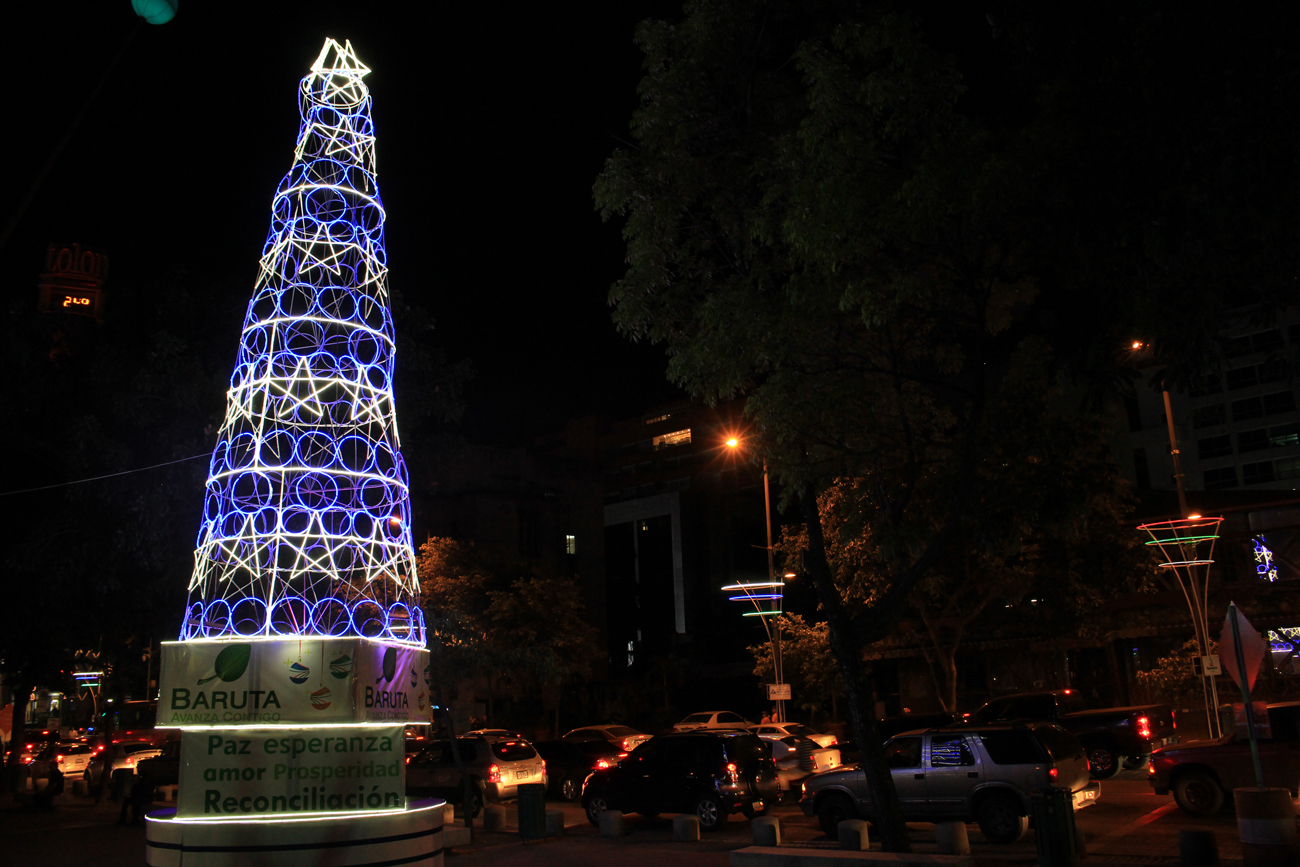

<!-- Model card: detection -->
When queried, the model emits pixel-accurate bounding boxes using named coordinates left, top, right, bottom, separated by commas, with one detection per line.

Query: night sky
left=3, top=2, right=684, bottom=445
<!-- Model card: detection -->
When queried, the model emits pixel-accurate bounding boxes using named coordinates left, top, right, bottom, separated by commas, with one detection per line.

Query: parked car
left=799, top=722, right=1100, bottom=843
left=967, top=690, right=1176, bottom=779
left=535, top=739, right=625, bottom=801
left=1149, top=701, right=1300, bottom=816
left=6, top=729, right=60, bottom=764
left=759, top=734, right=841, bottom=799
left=582, top=731, right=779, bottom=831
left=563, top=724, right=652, bottom=751
left=84, top=741, right=164, bottom=786
left=672, top=711, right=756, bottom=732
left=51, top=742, right=96, bottom=777
left=750, top=722, right=838, bottom=748
left=136, top=741, right=182, bottom=787
left=407, top=734, right=547, bottom=816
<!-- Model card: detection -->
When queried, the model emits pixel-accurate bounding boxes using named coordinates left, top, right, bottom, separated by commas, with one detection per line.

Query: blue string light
left=181, top=39, right=423, bottom=647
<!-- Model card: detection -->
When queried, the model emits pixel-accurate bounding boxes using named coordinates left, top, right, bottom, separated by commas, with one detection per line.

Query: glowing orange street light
left=725, top=437, right=739, bottom=448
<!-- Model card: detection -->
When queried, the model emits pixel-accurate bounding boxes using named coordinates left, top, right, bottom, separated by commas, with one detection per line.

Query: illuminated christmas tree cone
left=147, top=39, right=442, bottom=866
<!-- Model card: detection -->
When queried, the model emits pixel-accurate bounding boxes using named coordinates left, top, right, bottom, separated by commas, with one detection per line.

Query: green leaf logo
left=197, top=644, right=252, bottom=685
left=329, top=654, right=352, bottom=679
left=376, top=647, right=397, bottom=683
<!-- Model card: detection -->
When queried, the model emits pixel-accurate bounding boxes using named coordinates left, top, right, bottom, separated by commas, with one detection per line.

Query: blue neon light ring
left=180, top=40, right=424, bottom=647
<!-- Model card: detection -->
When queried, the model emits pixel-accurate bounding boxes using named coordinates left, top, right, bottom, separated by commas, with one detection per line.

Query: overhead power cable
left=0, top=453, right=209, bottom=498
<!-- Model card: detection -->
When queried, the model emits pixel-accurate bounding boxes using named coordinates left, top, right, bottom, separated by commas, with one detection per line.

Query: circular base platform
left=145, top=797, right=444, bottom=866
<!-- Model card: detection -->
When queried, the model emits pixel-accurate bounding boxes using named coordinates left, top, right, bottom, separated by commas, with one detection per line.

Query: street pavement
left=2, top=769, right=1291, bottom=866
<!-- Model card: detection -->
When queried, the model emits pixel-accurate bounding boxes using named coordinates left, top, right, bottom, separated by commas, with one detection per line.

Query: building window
left=1189, top=375, right=1221, bottom=398
left=1238, top=429, right=1270, bottom=453
left=1277, top=457, right=1300, bottom=480
left=1133, top=448, right=1151, bottom=490
left=1232, top=397, right=1265, bottom=422
left=644, top=413, right=672, bottom=425
left=1264, top=391, right=1296, bottom=416
left=1203, top=467, right=1238, bottom=490
left=1271, top=423, right=1300, bottom=448
left=1194, top=405, right=1226, bottom=428
left=1226, top=367, right=1259, bottom=390
left=1197, top=435, right=1232, bottom=459
left=652, top=428, right=692, bottom=450
left=1243, top=461, right=1276, bottom=486
left=565, top=534, right=576, bottom=555
left=1254, top=330, right=1285, bottom=353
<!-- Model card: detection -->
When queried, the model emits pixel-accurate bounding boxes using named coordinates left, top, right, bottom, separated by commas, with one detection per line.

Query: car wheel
left=559, top=776, right=580, bottom=802
left=1086, top=745, right=1120, bottom=779
left=977, top=792, right=1028, bottom=844
left=1121, top=755, right=1148, bottom=772
left=584, top=794, right=610, bottom=826
left=817, top=792, right=858, bottom=837
left=1172, top=770, right=1224, bottom=817
left=463, top=779, right=485, bottom=818
left=695, top=795, right=727, bottom=832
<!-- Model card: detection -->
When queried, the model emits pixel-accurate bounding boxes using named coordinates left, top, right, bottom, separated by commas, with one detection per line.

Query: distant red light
left=1137, top=716, right=1152, bottom=739
left=595, top=758, right=612, bottom=769
left=1049, top=767, right=1058, bottom=780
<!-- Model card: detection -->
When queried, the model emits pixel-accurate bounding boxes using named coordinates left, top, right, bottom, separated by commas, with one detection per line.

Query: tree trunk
left=800, top=491, right=911, bottom=853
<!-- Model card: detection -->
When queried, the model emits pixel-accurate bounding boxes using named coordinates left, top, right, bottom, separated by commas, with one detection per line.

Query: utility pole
left=763, top=463, right=784, bottom=724
left=1162, top=389, right=1190, bottom=518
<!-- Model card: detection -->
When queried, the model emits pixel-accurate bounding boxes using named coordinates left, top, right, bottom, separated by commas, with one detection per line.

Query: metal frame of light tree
left=1137, top=517, right=1224, bottom=738
left=181, top=38, right=423, bottom=648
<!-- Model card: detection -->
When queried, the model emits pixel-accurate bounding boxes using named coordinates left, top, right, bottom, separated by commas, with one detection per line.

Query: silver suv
left=798, top=722, right=1100, bottom=843
left=407, top=734, right=547, bottom=815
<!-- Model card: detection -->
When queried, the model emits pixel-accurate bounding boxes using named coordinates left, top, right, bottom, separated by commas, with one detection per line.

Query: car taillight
left=1172, top=711, right=1178, bottom=731
left=828, top=736, right=838, bottom=746
left=725, top=762, right=738, bottom=781
left=405, top=756, right=412, bottom=764
left=125, top=757, right=135, bottom=767
left=622, top=737, right=633, bottom=750
left=595, top=759, right=612, bottom=770
left=1148, top=763, right=1156, bottom=776
left=56, top=755, right=64, bottom=763
left=541, top=759, right=546, bottom=772
left=1048, top=767, right=1058, bottom=780
left=488, top=764, right=501, bottom=783
left=1137, top=716, right=1152, bottom=739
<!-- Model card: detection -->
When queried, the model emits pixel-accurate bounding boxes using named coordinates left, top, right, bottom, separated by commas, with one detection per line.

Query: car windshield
left=605, top=726, right=639, bottom=737
left=490, top=741, right=537, bottom=762
left=784, top=724, right=815, bottom=736
left=121, top=743, right=157, bottom=754
left=682, top=713, right=712, bottom=723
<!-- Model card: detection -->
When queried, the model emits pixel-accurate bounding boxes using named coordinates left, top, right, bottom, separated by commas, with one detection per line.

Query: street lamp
left=723, top=435, right=787, bottom=722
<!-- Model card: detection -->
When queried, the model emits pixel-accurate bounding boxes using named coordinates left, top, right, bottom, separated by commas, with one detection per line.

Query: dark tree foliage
left=597, top=0, right=1299, bottom=848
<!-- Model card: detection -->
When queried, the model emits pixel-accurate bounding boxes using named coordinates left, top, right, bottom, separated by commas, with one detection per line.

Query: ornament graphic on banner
left=180, top=37, right=423, bottom=647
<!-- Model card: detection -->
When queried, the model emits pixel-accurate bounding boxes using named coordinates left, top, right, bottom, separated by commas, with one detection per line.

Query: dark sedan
left=1149, top=701, right=1300, bottom=815
left=581, top=731, right=778, bottom=831
left=534, top=739, right=624, bottom=801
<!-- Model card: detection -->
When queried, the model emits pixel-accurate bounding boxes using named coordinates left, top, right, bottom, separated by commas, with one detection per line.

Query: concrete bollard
left=599, top=810, right=626, bottom=837
left=545, top=808, right=566, bottom=837
left=1234, top=788, right=1298, bottom=867
left=839, top=819, right=870, bottom=851
left=483, top=804, right=507, bottom=831
left=673, top=814, right=701, bottom=841
left=1180, top=829, right=1220, bottom=867
left=752, top=816, right=782, bottom=846
left=936, top=821, right=971, bottom=856
left=443, top=803, right=455, bottom=827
